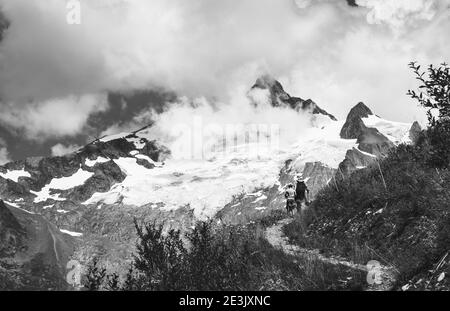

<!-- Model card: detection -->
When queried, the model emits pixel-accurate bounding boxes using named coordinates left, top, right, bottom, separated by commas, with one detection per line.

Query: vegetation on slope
left=82, top=211, right=366, bottom=291
left=284, top=62, right=450, bottom=290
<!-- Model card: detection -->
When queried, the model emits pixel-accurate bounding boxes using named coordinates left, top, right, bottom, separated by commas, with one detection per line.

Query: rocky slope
left=338, top=102, right=412, bottom=177
left=0, top=79, right=416, bottom=289
left=0, top=200, right=75, bottom=290
left=251, top=75, right=337, bottom=120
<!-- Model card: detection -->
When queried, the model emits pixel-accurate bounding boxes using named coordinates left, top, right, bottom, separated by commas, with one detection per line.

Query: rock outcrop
left=338, top=102, right=395, bottom=177
left=409, top=121, right=422, bottom=144
left=357, top=127, right=395, bottom=157
left=338, top=148, right=377, bottom=177
left=0, top=136, right=170, bottom=211
left=251, top=75, right=337, bottom=120
left=301, top=162, right=336, bottom=198
left=0, top=200, right=25, bottom=257
left=340, top=102, right=373, bottom=139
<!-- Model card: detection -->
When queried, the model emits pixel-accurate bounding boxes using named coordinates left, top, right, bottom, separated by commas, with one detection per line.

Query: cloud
left=0, top=0, right=376, bottom=101
left=0, top=0, right=448, bottom=142
left=281, top=5, right=450, bottom=123
left=50, top=143, right=82, bottom=156
left=0, top=137, right=10, bottom=164
left=0, top=94, right=108, bottom=140
left=140, top=86, right=314, bottom=160
left=0, top=147, right=9, bottom=164
left=356, top=0, right=448, bottom=29
left=1, top=0, right=299, bottom=101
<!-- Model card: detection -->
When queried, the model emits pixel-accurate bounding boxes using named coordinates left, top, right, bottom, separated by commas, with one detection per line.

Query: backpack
left=285, top=188, right=295, bottom=200
left=295, top=181, right=308, bottom=200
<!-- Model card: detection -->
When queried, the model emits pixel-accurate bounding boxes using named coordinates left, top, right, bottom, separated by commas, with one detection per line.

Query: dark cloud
left=0, top=89, right=174, bottom=160
left=90, top=89, right=176, bottom=136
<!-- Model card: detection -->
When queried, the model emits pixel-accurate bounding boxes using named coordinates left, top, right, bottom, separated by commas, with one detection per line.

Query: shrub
left=407, top=62, right=450, bottom=124
left=82, top=214, right=367, bottom=291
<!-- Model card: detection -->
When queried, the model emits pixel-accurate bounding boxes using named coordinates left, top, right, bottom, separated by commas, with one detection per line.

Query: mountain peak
left=252, top=74, right=282, bottom=90
left=409, top=121, right=422, bottom=144
left=348, top=102, right=373, bottom=120
left=251, top=75, right=290, bottom=105
left=250, top=75, right=337, bottom=120
left=340, top=102, right=374, bottom=139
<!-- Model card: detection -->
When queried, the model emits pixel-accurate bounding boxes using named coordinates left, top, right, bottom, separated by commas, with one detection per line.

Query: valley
left=0, top=77, right=417, bottom=290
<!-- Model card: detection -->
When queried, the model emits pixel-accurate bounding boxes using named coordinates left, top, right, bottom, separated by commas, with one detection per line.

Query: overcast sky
left=0, top=0, right=449, bottom=163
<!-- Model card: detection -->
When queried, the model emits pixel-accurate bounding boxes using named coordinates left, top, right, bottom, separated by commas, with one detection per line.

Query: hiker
left=295, top=175, right=310, bottom=215
left=284, top=183, right=297, bottom=216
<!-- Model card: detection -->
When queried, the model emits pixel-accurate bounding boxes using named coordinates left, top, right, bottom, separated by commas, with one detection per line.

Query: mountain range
left=0, top=77, right=419, bottom=289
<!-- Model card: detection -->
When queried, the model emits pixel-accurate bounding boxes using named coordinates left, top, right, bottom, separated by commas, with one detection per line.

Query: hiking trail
left=265, top=218, right=398, bottom=291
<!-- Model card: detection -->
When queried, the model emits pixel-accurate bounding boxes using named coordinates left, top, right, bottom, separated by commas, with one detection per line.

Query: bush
left=82, top=219, right=290, bottom=291
left=407, top=62, right=450, bottom=124
left=82, top=214, right=367, bottom=291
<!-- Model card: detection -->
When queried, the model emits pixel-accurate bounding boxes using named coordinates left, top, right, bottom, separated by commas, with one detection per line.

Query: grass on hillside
left=284, top=135, right=450, bottom=288
left=81, top=210, right=367, bottom=291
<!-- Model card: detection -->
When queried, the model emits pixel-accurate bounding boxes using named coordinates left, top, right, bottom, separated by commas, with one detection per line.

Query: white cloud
left=0, top=137, right=10, bottom=164
left=356, top=0, right=448, bottom=29
left=51, top=143, right=82, bottom=156
left=141, top=86, right=313, bottom=160
left=294, top=0, right=313, bottom=9
left=0, top=94, right=108, bottom=140
left=0, top=0, right=312, bottom=101
left=0, top=147, right=10, bottom=164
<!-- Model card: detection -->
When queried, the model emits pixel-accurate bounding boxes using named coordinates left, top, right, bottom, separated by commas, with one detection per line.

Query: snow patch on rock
left=290, top=120, right=358, bottom=171
left=0, top=169, right=31, bottom=182
left=85, top=157, right=110, bottom=167
left=31, top=168, right=94, bottom=203
left=84, top=150, right=282, bottom=220
left=362, top=115, right=411, bottom=144
left=135, top=154, right=157, bottom=164
left=127, top=137, right=146, bottom=149
left=60, top=229, right=83, bottom=237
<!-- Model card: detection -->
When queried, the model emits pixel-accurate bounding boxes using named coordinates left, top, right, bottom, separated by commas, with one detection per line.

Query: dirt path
left=265, top=218, right=398, bottom=291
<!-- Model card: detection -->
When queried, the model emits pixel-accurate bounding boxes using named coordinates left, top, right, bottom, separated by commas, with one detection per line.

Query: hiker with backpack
left=294, top=175, right=310, bottom=215
left=284, top=183, right=297, bottom=216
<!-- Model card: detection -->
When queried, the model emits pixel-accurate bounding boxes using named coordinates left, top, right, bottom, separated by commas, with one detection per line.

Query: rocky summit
left=251, top=75, right=337, bottom=121
left=340, top=102, right=374, bottom=139
left=0, top=79, right=417, bottom=289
